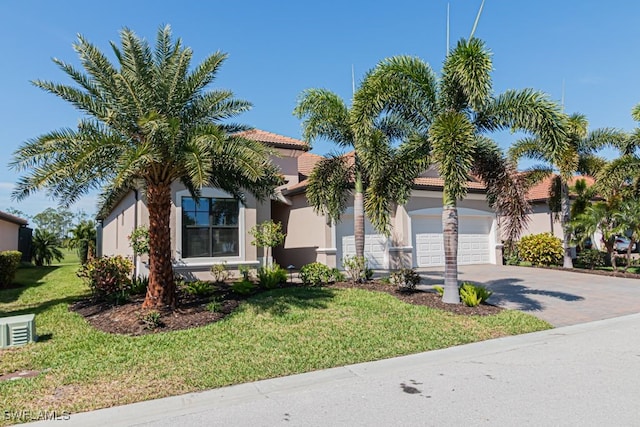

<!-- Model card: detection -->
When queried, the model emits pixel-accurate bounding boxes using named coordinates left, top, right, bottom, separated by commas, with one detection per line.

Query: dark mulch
left=70, top=281, right=501, bottom=336
left=329, top=281, right=502, bottom=316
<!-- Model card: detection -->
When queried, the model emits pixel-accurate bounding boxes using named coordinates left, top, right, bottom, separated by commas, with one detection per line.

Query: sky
left=1, top=0, right=639, bottom=220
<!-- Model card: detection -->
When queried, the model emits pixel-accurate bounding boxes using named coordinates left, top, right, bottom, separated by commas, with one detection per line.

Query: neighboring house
left=98, top=130, right=503, bottom=277
left=0, top=211, right=31, bottom=261
left=521, top=175, right=597, bottom=240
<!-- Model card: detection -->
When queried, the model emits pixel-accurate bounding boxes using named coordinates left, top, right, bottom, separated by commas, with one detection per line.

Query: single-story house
left=0, top=211, right=31, bottom=260
left=521, top=175, right=596, bottom=240
left=97, top=129, right=503, bottom=278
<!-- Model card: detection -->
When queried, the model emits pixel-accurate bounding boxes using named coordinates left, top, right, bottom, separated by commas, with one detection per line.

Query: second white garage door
left=412, top=215, right=492, bottom=268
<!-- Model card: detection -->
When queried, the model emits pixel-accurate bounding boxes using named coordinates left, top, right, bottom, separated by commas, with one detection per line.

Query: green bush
left=503, top=244, right=520, bottom=265
left=0, top=250, right=22, bottom=287
left=231, top=279, right=255, bottom=295
left=577, top=249, right=606, bottom=269
left=459, top=282, right=493, bottom=307
left=77, top=255, right=133, bottom=301
left=433, top=282, right=493, bottom=307
left=517, top=233, right=563, bottom=266
left=138, top=310, right=163, bottom=330
left=131, top=276, right=149, bottom=295
left=210, top=262, right=230, bottom=284
left=206, top=298, right=222, bottom=313
left=257, top=264, right=288, bottom=289
left=32, top=229, right=64, bottom=266
left=390, top=268, right=421, bottom=292
left=343, top=255, right=370, bottom=283
left=182, top=280, right=213, bottom=296
left=299, top=262, right=344, bottom=286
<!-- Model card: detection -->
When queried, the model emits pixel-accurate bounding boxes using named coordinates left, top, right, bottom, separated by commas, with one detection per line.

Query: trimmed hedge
left=517, top=233, right=563, bottom=266
left=0, top=250, right=22, bottom=287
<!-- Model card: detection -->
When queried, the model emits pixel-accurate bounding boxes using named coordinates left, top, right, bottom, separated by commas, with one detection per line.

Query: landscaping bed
left=70, top=280, right=501, bottom=336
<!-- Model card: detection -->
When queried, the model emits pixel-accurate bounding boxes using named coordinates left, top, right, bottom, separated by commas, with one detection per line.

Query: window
left=182, top=197, right=239, bottom=258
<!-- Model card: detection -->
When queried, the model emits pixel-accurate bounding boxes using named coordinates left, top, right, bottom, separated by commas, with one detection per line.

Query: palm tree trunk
left=143, top=183, right=176, bottom=308
left=354, top=170, right=365, bottom=259
left=442, top=192, right=460, bottom=304
left=561, top=180, right=573, bottom=268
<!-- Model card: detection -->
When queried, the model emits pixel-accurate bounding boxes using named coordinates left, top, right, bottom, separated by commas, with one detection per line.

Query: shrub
left=390, top=268, right=421, bottom=293
left=238, top=265, right=254, bottom=281
left=503, top=244, right=520, bottom=265
left=459, top=282, right=493, bottom=307
left=31, top=229, right=64, bottom=266
left=343, top=255, right=370, bottom=283
left=131, top=275, right=149, bottom=295
left=433, top=282, right=493, bottom=307
left=77, top=255, right=133, bottom=301
left=206, top=298, right=222, bottom=313
left=299, top=262, right=343, bottom=286
left=257, top=264, right=288, bottom=289
left=210, top=262, right=230, bottom=284
left=232, top=279, right=255, bottom=295
left=138, top=310, right=163, bottom=330
left=128, top=226, right=150, bottom=255
left=182, top=280, right=213, bottom=296
left=517, top=233, right=563, bottom=266
left=0, top=250, right=22, bottom=287
left=577, top=249, right=606, bottom=269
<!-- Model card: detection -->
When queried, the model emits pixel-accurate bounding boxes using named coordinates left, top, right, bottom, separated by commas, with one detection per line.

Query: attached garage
left=335, top=215, right=388, bottom=269
left=410, top=208, right=495, bottom=268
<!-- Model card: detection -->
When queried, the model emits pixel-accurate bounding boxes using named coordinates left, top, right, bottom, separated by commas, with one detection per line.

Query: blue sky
left=1, top=0, right=639, bottom=219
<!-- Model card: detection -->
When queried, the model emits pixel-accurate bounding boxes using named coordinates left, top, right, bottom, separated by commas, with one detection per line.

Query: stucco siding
left=272, top=195, right=332, bottom=268
left=101, top=191, right=138, bottom=258
left=0, top=220, right=20, bottom=252
left=522, top=202, right=563, bottom=239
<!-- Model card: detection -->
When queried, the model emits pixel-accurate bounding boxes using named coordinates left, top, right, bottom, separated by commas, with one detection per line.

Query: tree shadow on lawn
left=0, top=265, right=60, bottom=305
left=247, top=287, right=336, bottom=317
left=418, top=270, right=584, bottom=312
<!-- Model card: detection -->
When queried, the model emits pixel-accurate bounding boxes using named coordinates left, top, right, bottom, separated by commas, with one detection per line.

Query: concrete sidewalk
left=27, top=313, right=640, bottom=426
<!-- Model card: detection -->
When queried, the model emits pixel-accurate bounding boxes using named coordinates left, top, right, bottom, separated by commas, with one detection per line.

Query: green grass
left=0, top=259, right=551, bottom=423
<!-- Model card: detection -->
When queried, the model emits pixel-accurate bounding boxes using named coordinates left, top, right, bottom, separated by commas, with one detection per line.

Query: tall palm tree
left=353, top=39, right=567, bottom=303
left=613, top=198, right=640, bottom=269
left=510, top=113, right=626, bottom=268
left=67, top=220, right=97, bottom=264
left=293, top=89, right=427, bottom=261
left=11, top=26, right=282, bottom=308
left=571, top=199, right=621, bottom=270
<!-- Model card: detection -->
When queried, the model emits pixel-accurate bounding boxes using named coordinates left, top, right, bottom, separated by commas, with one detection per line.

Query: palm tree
left=11, top=26, right=282, bottom=308
left=31, top=229, right=64, bottom=267
left=67, top=220, right=97, bottom=264
left=293, top=89, right=427, bottom=262
left=510, top=113, right=627, bottom=268
left=613, top=198, right=640, bottom=269
left=571, top=199, right=621, bottom=270
left=353, top=39, right=567, bottom=303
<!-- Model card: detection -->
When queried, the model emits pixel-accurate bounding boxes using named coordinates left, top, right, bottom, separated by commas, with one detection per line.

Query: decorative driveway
left=417, top=264, right=640, bottom=326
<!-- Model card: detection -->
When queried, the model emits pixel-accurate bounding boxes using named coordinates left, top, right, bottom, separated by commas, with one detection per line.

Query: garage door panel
left=340, top=234, right=387, bottom=269
left=413, top=215, right=492, bottom=267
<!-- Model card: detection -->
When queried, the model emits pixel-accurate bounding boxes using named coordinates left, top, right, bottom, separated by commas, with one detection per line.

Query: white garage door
left=341, top=234, right=387, bottom=269
left=412, top=215, right=491, bottom=267
left=336, top=217, right=388, bottom=269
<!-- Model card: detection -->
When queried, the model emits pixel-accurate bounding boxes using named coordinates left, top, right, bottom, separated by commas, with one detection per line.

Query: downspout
left=133, top=189, right=139, bottom=278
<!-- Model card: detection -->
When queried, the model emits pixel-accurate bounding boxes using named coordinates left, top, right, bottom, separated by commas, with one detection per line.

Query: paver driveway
left=417, top=264, right=640, bottom=326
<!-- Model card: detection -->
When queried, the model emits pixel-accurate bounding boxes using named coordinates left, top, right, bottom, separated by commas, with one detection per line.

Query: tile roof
left=236, top=129, right=309, bottom=150
left=526, top=175, right=596, bottom=202
left=298, top=152, right=325, bottom=178
left=0, top=211, right=28, bottom=226
left=283, top=154, right=487, bottom=195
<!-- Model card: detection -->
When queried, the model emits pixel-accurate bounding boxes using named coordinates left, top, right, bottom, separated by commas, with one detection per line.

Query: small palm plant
left=32, top=229, right=64, bottom=267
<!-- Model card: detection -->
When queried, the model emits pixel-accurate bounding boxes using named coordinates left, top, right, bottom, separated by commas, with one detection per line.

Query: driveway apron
left=417, top=264, right=640, bottom=326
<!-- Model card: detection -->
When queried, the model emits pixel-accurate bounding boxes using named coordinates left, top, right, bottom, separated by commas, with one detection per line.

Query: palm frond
left=293, top=89, right=352, bottom=147
left=306, top=155, right=352, bottom=223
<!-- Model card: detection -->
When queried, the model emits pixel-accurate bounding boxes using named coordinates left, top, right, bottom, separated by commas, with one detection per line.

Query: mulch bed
left=70, top=281, right=501, bottom=336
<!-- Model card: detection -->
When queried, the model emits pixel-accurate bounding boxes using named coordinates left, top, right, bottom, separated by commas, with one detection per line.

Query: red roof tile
left=298, top=152, right=325, bottom=178
left=526, top=175, right=596, bottom=202
left=236, top=129, right=309, bottom=150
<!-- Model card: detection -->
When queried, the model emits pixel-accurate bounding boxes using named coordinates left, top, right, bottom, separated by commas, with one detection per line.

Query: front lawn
left=0, top=259, right=550, bottom=423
